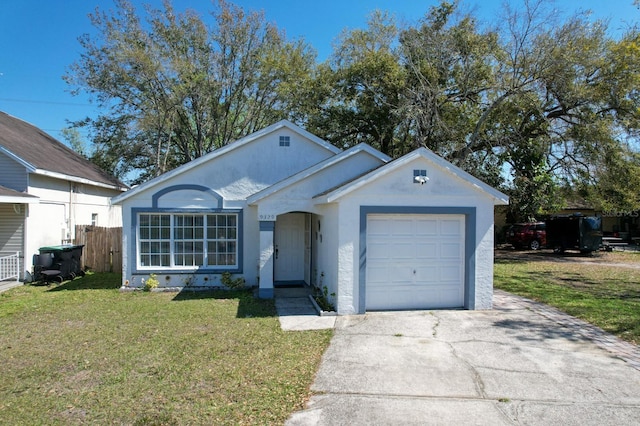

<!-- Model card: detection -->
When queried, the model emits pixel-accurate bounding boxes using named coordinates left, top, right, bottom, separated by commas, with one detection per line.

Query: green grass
left=495, top=254, right=640, bottom=345
left=0, top=274, right=332, bottom=425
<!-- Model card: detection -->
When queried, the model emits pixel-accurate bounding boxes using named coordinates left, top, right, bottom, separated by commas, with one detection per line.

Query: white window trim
left=134, top=210, right=242, bottom=272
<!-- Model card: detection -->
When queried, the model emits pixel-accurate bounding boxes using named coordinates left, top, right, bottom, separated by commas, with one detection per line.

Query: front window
left=138, top=212, right=239, bottom=269
left=139, top=214, right=171, bottom=267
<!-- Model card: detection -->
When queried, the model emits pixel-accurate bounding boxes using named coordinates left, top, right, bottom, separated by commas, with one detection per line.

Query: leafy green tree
left=579, top=146, right=640, bottom=213
left=493, top=2, right=640, bottom=219
left=60, top=127, right=91, bottom=159
left=399, top=0, right=640, bottom=221
left=399, top=1, right=500, bottom=170
left=300, top=11, right=407, bottom=156
left=65, top=0, right=640, bottom=219
left=65, top=0, right=315, bottom=183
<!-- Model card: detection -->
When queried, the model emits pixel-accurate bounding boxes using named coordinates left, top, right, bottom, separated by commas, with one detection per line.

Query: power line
left=42, top=128, right=90, bottom=135
left=0, top=97, right=93, bottom=107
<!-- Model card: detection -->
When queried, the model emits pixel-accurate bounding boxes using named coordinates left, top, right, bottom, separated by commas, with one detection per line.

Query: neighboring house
left=0, top=111, right=127, bottom=280
left=112, top=120, right=508, bottom=314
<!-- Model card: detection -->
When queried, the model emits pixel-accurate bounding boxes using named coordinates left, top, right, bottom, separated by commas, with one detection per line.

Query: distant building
left=0, top=111, right=127, bottom=279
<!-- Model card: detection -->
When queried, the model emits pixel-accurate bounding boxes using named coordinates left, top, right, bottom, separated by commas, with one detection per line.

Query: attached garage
left=365, top=213, right=465, bottom=310
left=321, top=143, right=508, bottom=315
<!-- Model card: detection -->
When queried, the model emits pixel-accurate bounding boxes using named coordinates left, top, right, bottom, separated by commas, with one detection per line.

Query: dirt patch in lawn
left=495, top=247, right=640, bottom=269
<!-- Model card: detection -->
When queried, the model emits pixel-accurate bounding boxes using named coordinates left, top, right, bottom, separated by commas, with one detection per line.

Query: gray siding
left=0, top=204, right=24, bottom=278
left=0, top=151, right=28, bottom=191
left=0, top=204, right=23, bottom=253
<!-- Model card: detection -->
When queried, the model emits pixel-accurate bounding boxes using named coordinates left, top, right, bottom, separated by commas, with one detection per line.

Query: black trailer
left=545, top=215, right=602, bottom=254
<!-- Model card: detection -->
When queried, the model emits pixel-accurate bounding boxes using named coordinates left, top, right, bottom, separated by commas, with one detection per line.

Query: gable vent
left=279, top=136, right=290, bottom=147
left=413, top=169, right=429, bottom=184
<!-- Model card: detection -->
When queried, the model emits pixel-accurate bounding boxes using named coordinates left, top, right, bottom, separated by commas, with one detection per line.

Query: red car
left=506, top=222, right=547, bottom=250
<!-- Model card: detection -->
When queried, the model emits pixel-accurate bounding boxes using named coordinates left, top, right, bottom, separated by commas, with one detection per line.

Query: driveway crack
left=430, top=312, right=441, bottom=337
left=447, top=341, right=487, bottom=399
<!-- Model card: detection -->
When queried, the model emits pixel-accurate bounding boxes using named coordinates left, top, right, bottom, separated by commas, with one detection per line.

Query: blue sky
left=0, top=0, right=638, bottom=145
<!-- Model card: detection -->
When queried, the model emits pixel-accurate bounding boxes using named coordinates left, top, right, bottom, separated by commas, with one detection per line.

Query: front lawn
left=0, top=274, right=332, bottom=425
left=494, top=252, right=640, bottom=345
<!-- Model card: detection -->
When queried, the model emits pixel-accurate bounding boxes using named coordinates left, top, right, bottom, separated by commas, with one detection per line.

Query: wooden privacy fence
left=74, top=226, right=122, bottom=273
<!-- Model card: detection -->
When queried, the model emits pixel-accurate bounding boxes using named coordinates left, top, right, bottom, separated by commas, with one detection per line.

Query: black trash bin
left=34, top=244, right=85, bottom=283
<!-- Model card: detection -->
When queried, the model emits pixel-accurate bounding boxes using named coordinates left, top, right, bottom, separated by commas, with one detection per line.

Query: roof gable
left=0, top=111, right=126, bottom=190
left=315, top=147, right=509, bottom=205
left=247, top=143, right=390, bottom=205
left=112, top=120, right=342, bottom=204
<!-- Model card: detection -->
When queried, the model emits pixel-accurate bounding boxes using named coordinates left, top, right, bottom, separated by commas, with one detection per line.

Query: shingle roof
left=0, top=111, right=126, bottom=190
left=0, top=184, right=38, bottom=200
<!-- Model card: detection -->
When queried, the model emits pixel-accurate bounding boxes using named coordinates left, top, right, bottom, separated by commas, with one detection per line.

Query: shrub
left=220, top=271, right=245, bottom=289
left=143, top=274, right=159, bottom=291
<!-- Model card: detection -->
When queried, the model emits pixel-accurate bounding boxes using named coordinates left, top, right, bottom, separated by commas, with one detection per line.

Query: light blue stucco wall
left=118, top=128, right=338, bottom=288
left=330, top=155, right=498, bottom=314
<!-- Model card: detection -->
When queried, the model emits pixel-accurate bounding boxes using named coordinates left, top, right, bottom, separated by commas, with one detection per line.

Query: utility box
left=545, top=215, right=602, bottom=254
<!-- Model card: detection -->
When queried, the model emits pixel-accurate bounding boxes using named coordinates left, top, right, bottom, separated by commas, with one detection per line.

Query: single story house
left=111, top=120, right=508, bottom=314
left=0, top=111, right=127, bottom=280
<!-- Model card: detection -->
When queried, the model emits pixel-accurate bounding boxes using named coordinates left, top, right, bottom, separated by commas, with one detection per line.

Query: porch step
left=275, top=296, right=317, bottom=315
left=274, top=287, right=313, bottom=299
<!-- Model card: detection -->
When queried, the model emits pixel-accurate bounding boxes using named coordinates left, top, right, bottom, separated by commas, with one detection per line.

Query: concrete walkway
left=275, top=287, right=337, bottom=331
left=283, top=290, right=640, bottom=425
left=0, top=280, right=21, bottom=294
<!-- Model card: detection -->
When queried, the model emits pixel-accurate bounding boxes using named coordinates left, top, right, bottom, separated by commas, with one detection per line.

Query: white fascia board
left=0, top=145, right=36, bottom=172
left=315, top=147, right=509, bottom=205
left=32, top=169, right=126, bottom=192
left=0, top=195, right=40, bottom=204
left=247, top=143, right=389, bottom=205
left=112, top=120, right=342, bottom=205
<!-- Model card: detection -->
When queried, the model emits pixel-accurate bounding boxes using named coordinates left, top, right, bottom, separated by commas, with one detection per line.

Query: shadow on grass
left=47, top=273, right=121, bottom=291
left=495, top=248, right=601, bottom=265
left=172, top=288, right=276, bottom=318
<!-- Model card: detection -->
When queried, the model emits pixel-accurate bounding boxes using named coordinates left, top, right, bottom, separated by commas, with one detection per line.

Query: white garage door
left=366, top=214, right=465, bottom=310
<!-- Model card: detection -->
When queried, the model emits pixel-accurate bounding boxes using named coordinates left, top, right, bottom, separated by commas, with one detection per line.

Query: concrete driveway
left=287, top=291, right=640, bottom=425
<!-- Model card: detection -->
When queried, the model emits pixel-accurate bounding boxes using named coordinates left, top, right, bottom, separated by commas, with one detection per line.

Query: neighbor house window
left=91, top=213, right=98, bottom=226
left=279, top=135, right=290, bottom=147
left=138, top=212, right=239, bottom=269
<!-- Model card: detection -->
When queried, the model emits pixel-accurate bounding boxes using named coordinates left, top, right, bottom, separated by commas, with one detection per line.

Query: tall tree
left=301, top=0, right=640, bottom=220
left=399, top=1, right=500, bottom=173
left=65, top=0, right=315, bottom=183
left=400, top=1, right=640, bottom=220
left=61, top=127, right=91, bottom=159
left=301, top=11, right=408, bottom=156
left=489, top=1, right=640, bottom=219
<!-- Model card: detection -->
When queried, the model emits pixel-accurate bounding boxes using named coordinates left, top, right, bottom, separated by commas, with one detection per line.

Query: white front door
left=274, top=213, right=306, bottom=283
left=366, top=214, right=465, bottom=310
